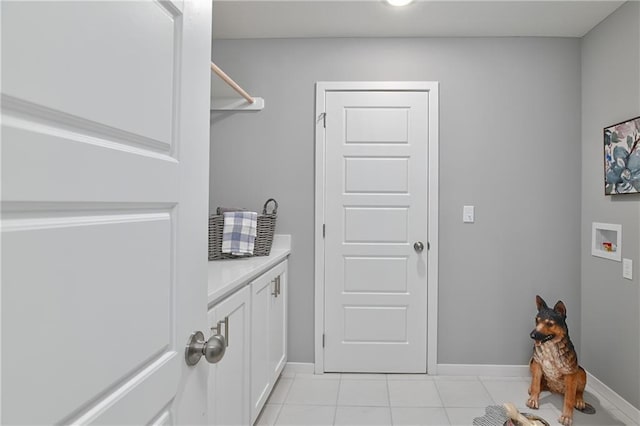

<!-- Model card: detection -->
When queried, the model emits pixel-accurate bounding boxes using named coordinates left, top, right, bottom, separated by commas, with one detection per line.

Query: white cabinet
left=206, top=255, right=289, bottom=426
left=208, top=285, right=251, bottom=426
left=250, top=259, right=288, bottom=424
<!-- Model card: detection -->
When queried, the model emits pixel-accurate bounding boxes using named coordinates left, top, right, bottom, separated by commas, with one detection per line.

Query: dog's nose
left=530, top=330, right=539, bottom=340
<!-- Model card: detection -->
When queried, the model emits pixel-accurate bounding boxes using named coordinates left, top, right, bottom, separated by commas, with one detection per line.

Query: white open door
left=315, top=82, right=439, bottom=374
left=1, top=1, right=212, bottom=424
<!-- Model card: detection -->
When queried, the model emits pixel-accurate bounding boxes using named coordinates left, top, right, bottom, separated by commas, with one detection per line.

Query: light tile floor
left=256, top=371, right=639, bottom=426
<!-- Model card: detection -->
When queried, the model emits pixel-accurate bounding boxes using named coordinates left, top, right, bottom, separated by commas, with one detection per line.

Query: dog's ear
left=553, top=301, right=567, bottom=318
left=535, top=295, right=548, bottom=311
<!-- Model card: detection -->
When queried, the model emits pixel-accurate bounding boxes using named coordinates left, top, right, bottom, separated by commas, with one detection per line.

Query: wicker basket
left=208, top=198, right=278, bottom=260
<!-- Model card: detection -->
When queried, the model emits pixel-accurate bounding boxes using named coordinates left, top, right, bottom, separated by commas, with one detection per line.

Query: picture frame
left=604, top=115, right=640, bottom=195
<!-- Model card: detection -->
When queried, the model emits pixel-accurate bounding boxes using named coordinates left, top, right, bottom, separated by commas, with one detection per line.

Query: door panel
left=345, top=157, right=409, bottom=193
left=1, top=1, right=211, bottom=424
left=344, top=256, right=408, bottom=293
left=324, top=91, right=428, bottom=373
left=344, top=207, right=408, bottom=242
left=345, top=108, right=409, bottom=143
left=2, top=214, right=173, bottom=424
left=343, top=306, right=408, bottom=342
left=2, top=1, right=177, bottom=146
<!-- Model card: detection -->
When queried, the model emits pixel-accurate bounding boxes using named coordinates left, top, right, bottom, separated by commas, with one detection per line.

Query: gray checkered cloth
left=221, top=211, right=257, bottom=256
left=473, top=405, right=509, bottom=426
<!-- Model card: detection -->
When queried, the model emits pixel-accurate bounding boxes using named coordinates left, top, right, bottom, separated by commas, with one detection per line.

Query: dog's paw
left=526, top=397, right=539, bottom=409
left=558, top=414, right=573, bottom=426
left=575, top=399, right=586, bottom=410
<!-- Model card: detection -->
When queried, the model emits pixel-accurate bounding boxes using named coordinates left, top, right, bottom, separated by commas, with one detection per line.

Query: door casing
left=314, top=81, right=439, bottom=374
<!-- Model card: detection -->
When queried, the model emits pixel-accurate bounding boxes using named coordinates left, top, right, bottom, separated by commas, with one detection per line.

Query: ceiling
left=211, top=0, right=625, bottom=39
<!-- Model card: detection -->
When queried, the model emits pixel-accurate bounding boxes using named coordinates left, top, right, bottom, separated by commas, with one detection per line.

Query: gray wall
left=581, top=1, right=640, bottom=409
left=210, top=38, right=582, bottom=366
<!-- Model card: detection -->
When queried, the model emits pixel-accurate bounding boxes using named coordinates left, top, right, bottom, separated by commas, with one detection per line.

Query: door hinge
left=319, top=112, right=326, bottom=128
left=322, top=333, right=325, bottom=348
left=322, top=224, right=325, bottom=238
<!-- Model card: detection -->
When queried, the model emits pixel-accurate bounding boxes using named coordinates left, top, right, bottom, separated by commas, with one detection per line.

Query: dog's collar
left=540, top=334, right=554, bottom=343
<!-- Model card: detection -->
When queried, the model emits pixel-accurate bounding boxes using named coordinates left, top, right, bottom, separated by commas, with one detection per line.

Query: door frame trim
left=313, top=81, right=439, bottom=374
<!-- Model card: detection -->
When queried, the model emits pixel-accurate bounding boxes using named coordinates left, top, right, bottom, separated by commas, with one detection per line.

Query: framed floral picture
left=604, top=115, right=640, bottom=195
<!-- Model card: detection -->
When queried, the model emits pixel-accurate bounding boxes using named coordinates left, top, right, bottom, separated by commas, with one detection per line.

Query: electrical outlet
left=623, top=258, right=633, bottom=280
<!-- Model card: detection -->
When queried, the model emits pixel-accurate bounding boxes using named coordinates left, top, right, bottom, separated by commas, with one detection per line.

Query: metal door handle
left=184, top=316, right=229, bottom=366
left=414, top=241, right=425, bottom=252
left=185, top=330, right=226, bottom=366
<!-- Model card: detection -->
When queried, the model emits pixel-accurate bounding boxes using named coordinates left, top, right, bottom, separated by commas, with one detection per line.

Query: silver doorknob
left=414, top=241, right=425, bottom=252
left=185, top=330, right=226, bottom=366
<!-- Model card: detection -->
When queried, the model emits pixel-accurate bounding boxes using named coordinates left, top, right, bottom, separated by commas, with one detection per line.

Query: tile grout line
left=476, top=375, right=501, bottom=426
left=331, top=373, right=342, bottom=426
left=478, top=375, right=497, bottom=406
left=270, top=403, right=283, bottom=426
left=433, top=376, right=448, bottom=425
left=271, top=372, right=296, bottom=426
left=385, top=374, right=395, bottom=425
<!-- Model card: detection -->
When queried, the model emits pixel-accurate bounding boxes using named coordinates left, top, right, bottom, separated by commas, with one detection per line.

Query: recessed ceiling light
left=385, top=0, right=414, bottom=6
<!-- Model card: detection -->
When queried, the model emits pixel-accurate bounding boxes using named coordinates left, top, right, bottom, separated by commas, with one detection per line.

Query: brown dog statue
left=527, top=295, right=595, bottom=425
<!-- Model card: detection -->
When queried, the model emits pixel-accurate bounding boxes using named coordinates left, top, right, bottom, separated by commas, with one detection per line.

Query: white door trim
left=314, top=81, right=439, bottom=375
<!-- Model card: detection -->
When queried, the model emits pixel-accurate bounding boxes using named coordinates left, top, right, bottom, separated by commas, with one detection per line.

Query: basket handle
left=263, top=198, right=278, bottom=215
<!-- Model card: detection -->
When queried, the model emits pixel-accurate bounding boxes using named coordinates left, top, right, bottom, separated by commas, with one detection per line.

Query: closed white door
left=323, top=90, right=429, bottom=373
left=1, top=1, right=211, bottom=424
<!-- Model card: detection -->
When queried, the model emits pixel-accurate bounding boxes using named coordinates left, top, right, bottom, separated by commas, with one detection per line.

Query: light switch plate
left=623, top=258, right=632, bottom=280
left=463, top=205, right=474, bottom=223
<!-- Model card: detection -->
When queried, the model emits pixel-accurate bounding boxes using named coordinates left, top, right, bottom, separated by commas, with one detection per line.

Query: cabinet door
left=270, top=260, right=288, bottom=380
left=209, top=286, right=251, bottom=426
left=250, top=260, right=289, bottom=424
left=250, top=273, right=273, bottom=424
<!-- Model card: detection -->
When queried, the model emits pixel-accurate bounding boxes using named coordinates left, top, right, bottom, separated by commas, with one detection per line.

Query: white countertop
left=207, top=234, right=291, bottom=307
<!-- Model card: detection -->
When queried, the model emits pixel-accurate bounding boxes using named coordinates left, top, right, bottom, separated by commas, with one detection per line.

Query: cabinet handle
left=276, top=276, right=281, bottom=296
left=211, top=316, right=229, bottom=347
left=271, top=278, right=278, bottom=297
left=223, top=316, right=229, bottom=347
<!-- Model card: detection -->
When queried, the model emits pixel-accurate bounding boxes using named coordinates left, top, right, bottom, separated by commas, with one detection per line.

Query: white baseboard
left=587, top=371, right=640, bottom=424
left=285, top=362, right=531, bottom=377
left=283, top=362, right=315, bottom=375
left=436, top=364, right=530, bottom=377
